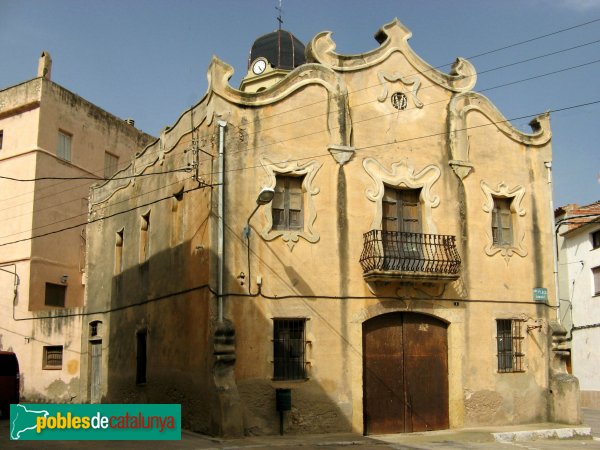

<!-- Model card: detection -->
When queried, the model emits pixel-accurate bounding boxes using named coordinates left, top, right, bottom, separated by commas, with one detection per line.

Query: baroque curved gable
left=206, top=56, right=352, bottom=149
left=448, top=92, right=551, bottom=179
left=306, top=18, right=477, bottom=93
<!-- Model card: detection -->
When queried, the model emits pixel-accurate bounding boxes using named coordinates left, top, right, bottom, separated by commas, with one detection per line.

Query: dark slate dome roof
left=249, top=29, right=306, bottom=71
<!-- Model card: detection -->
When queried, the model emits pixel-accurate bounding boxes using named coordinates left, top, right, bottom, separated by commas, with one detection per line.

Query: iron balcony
left=360, top=230, right=461, bottom=283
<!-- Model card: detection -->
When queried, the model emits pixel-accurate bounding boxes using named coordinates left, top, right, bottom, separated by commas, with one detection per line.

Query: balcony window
left=382, top=187, right=421, bottom=234
left=360, top=187, right=461, bottom=282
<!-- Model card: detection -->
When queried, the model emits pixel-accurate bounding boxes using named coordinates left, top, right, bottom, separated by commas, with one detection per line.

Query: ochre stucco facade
left=83, top=20, right=579, bottom=435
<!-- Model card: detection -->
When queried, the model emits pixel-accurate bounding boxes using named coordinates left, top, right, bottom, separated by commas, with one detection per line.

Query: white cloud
left=557, top=0, right=600, bottom=11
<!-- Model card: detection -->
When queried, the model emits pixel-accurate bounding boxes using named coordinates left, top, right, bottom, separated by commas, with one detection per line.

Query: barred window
left=43, top=346, right=63, bottom=369
left=496, top=319, right=524, bottom=373
left=273, top=318, right=306, bottom=380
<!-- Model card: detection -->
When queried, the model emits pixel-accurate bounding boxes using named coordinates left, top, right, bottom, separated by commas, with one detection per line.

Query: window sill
left=42, top=366, right=62, bottom=370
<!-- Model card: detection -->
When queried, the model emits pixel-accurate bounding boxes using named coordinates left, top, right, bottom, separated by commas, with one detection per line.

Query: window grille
left=43, top=346, right=63, bottom=369
left=391, top=92, right=408, bottom=110
left=496, top=319, right=524, bottom=373
left=273, top=318, right=306, bottom=380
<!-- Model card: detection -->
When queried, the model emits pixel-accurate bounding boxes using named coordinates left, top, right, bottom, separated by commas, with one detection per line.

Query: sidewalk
left=203, top=417, right=594, bottom=449
left=2, top=410, right=599, bottom=449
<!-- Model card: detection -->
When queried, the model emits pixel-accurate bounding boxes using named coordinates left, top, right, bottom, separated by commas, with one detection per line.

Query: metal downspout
left=545, top=161, right=560, bottom=321
left=217, top=121, right=227, bottom=323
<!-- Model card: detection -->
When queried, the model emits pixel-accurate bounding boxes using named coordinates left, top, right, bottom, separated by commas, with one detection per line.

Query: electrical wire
left=216, top=18, right=600, bottom=132
left=195, top=98, right=600, bottom=182
left=0, top=167, right=192, bottom=183
left=221, top=39, right=600, bottom=143
left=0, top=152, right=194, bottom=228
left=0, top=97, right=599, bottom=246
left=0, top=179, right=215, bottom=246
left=0, top=144, right=193, bottom=215
left=1, top=32, right=598, bottom=218
left=213, top=57, right=600, bottom=161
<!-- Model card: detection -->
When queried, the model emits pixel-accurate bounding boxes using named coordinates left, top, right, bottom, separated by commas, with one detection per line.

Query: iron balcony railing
left=360, top=230, right=461, bottom=277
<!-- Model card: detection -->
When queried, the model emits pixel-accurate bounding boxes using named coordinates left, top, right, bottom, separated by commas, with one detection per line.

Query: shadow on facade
left=100, top=240, right=352, bottom=436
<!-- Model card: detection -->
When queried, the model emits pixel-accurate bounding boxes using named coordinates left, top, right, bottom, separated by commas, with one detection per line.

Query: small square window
left=89, top=320, right=102, bottom=338
left=496, top=319, right=524, bottom=373
left=592, top=230, right=600, bottom=250
left=43, top=346, right=63, bottom=370
left=593, top=266, right=600, bottom=297
left=104, top=152, right=119, bottom=178
left=57, top=131, right=72, bottom=161
left=45, top=283, right=66, bottom=307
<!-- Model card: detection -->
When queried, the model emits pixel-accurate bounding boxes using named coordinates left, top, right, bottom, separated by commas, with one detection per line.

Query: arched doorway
left=363, top=312, right=449, bottom=434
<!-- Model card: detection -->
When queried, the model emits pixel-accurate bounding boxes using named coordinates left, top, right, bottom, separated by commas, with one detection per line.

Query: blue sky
left=1, top=0, right=599, bottom=208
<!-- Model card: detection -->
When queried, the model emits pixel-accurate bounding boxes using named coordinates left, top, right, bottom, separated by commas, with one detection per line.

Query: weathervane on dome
left=276, top=0, right=283, bottom=30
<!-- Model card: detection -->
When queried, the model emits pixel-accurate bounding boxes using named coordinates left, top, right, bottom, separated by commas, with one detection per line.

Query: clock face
left=252, top=59, right=267, bottom=75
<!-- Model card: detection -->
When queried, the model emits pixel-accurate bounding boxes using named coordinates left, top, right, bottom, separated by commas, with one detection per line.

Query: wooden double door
left=363, top=313, right=449, bottom=435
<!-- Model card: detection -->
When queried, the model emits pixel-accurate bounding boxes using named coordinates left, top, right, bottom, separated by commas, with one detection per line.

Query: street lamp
left=243, top=187, right=275, bottom=294
left=243, top=187, right=275, bottom=238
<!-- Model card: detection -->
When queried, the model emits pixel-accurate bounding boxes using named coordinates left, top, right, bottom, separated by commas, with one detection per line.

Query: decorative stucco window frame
left=363, top=158, right=441, bottom=233
left=260, top=157, right=322, bottom=250
left=481, top=181, right=527, bottom=261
